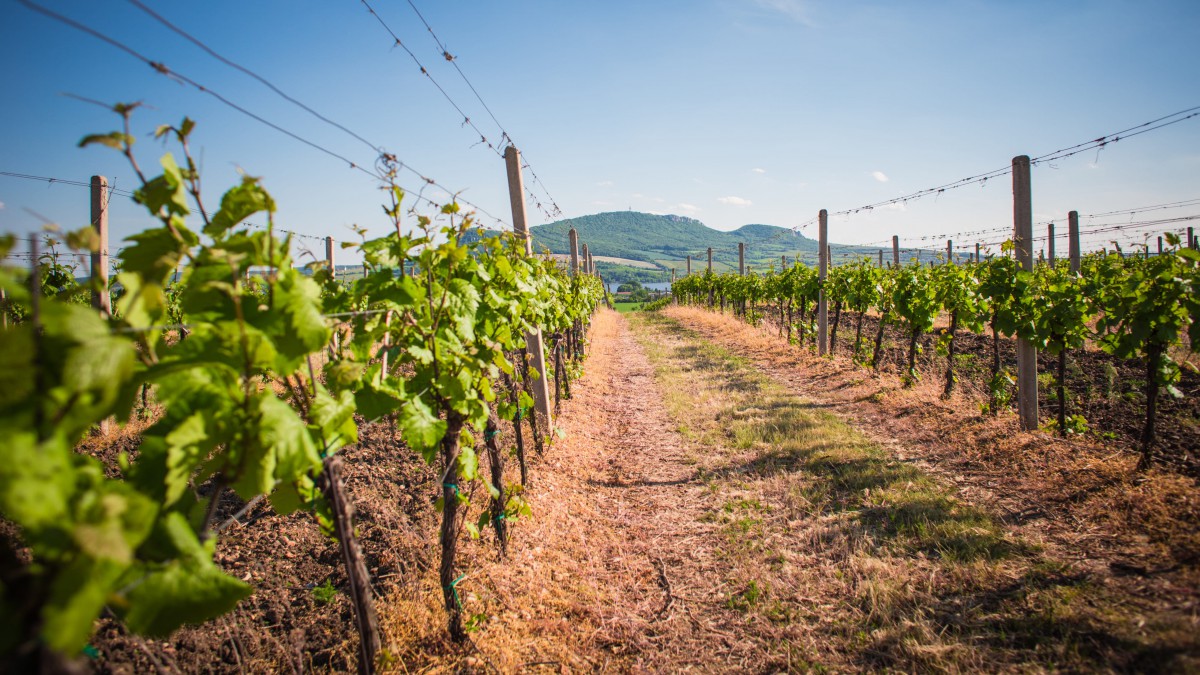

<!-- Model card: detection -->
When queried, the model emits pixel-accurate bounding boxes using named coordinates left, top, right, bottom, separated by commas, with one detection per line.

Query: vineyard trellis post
left=89, top=175, right=111, bottom=315
left=975, top=242, right=980, bottom=264
left=878, top=250, right=883, bottom=268
left=946, top=239, right=953, bottom=264
left=892, top=235, right=900, bottom=267
left=569, top=228, right=580, bottom=275
left=738, top=242, right=745, bottom=275
left=1158, top=236, right=1163, bottom=255
left=818, top=209, right=829, bottom=356
left=1012, top=155, right=1039, bottom=431
left=707, top=247, right=713, bottom=272
left=580, top=241, right=589, bottom=274
left=686, top=255, right=691, bottom=276
left=1068, top=210, right=1081, bottom=273
left=1048, top=223, right=1056, bottom=263
left=781, top=254, right=786, bottom=272
left=325, top=235, right=335, bottom=272
left=503, top=145, right=554, bottom=427
left=1189, top=226, right=1196, bottom=250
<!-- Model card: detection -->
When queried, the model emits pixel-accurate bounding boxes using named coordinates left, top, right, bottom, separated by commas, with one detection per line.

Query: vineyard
left=671, top=245, right=1200, bottom=473
left=0, top=114, right=604, bottom=672
left=5, top=1, right=1200, bottom=671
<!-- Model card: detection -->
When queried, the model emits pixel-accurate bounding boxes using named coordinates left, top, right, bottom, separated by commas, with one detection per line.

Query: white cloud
left=718, top=196, right=753, bottom=207
left=752, top=168, right=767, bottom=174
left=0, top=201, right=5, bottom=210
left=872, top=171, right=889, bottom=183
left=750, top=0, right=813, bottom=25
left=677, top=203, right=701, bottom=213
left=596, top=180, right=614, bottom=187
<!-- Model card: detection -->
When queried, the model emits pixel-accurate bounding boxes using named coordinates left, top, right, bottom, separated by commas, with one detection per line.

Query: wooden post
left=671, top=268, right=676, bottom=283
left=1158, top=236, right=1163, bottom=255
left=946, top=239, right=953, bottom=265
left=90, top=175, right=111, bottom=315
left=892, top=235, right=900, bottom=267
left=1068, top=210, right=1081, bottom=274
left=707, top=247, right=713, bottom=272
left=686, top=255, right=691, bottom=276
left=738, top=242, right=745, bottom=275
left=975, top=242, right=980, bottom=264
left=568, top=228, right=580, bottom=275
left=1012, top=156, right=1038, bottom=431
left=1048, top=223, right=1056, bottom=263
left=878, top=249, right=883, bottom=268
left=1189, top=226, right=1196, bottom=250
left=504, top=145, right=553, bottom=427
left=325, top=235, right=335, bottom=272
left=781, top=254, right=786, bottom=272
left=580, top=242, right=589, bottom=274
left=818, top=209, right=828, bottom=356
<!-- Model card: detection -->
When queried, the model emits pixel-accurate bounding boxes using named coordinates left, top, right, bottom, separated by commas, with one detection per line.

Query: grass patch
left=623, top=310, right=1176, bottom=672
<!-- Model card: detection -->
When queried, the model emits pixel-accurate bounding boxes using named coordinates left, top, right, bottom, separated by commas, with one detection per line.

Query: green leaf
left=78, top=132, right=133, bottom=150
left=397, top=397, right=447, bottom=461
left=206, top=176, right=276, bottom=237
left=41, top=555, right=126, bottom=654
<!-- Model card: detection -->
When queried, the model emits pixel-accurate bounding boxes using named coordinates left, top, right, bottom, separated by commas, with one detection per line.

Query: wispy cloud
left=884, top=202, right=906, bottom=212
left=718, top=196, right=753, bottom=207
left=0, top=201, right=5, bottom=211
left=596, top=180, right=614, bottom=187
left=677, top=203, right=701, bottom=213
left=872, top=171, right=889, bottom=183
left=749, top=0, right=812, bottom=25
left=752, top=167, right=767, bottom=174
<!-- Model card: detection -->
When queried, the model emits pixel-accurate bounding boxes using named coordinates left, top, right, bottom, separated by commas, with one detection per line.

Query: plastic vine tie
left=446, top=573, right=466, bottom=609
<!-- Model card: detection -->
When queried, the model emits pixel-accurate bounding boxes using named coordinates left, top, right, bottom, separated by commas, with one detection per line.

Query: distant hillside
left=475, top=211, right=957, bottom=284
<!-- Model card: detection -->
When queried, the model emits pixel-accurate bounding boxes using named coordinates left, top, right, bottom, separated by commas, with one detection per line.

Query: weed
left=312, top=579, right=338, bottom=606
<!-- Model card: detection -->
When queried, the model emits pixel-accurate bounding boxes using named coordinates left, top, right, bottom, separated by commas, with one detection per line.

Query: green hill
left=475, top=211, right=955, bottom=284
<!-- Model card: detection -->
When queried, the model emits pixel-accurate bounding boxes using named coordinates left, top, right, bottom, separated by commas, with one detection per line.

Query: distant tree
left=616, top=281, right=643, bottom=293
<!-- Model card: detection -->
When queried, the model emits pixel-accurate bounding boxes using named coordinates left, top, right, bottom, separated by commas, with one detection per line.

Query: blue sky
left=2, top=0, right=1198, bottom=263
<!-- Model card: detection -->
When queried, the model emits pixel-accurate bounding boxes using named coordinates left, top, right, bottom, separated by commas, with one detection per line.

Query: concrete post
left=504, top=145, right=553, bottom=426
left=1068, top=210, right=1081, bottom=274
left=90, top=175, right=111, bottom=315
left=1012, top=156, right=1038, bottom=431
left=568, top=228, right=579, bottom=275
left=892, top=235, right=900, bottom=267
left=818, top=209, right=829, bottom=356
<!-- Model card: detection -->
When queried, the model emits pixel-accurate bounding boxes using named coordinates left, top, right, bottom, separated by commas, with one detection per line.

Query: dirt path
left=402, top=307, right=766, bottom=672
